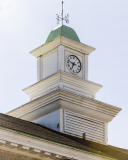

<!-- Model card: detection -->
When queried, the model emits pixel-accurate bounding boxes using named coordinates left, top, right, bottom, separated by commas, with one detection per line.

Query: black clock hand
left=68, top=60, right=73, bottom=64
left=68, top=60, right=76, bottom=66
left=67, top=60, right=73, bottom=69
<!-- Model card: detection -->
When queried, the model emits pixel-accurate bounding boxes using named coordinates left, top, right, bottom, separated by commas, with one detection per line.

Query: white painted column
left=84, top=54, right=88, bottom=80
left=57, top=45, right=65, bottom=72
left=37, top=56, right=41, bottom=81
left=105, top=122, right=108, bottom=145
left=41, top=56, right=43, bottom=80
left=60, top=108, right=64, bottom=132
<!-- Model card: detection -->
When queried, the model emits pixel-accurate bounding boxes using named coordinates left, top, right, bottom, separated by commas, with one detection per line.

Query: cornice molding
left=0, top=127, right=115, bottom=160
left=30, top=36, right=95, bottom=58
left=22, top=71, right=102, bottom=99
left=7, top=89, right=121, bottom=122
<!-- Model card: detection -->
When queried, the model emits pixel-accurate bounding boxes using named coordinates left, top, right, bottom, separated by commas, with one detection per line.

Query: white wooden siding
left=64, top=110, right=105, bottom=144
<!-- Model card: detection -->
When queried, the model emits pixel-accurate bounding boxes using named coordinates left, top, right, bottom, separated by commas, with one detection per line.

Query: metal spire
left=56, top=1, right=69, bottom=25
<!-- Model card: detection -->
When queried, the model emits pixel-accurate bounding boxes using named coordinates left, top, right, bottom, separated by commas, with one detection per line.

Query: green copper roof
left=45, top=25, right=80, bottom=43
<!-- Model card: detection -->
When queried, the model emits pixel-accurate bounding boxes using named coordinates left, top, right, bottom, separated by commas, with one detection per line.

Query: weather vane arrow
left=56, top=1, right=69, bottom=25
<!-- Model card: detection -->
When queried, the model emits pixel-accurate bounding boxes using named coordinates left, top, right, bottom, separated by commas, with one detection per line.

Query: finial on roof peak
left=56, top=1, right=69, bottom=25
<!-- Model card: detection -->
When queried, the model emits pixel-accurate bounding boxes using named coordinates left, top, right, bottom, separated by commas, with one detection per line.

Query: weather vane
left=56, top=1, right=69, bottom=25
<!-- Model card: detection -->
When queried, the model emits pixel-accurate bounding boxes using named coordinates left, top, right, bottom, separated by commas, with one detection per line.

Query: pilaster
left=37, top=57, right=41, bottom=81
left=84, top=54, right=88, bottom=80
left=57, top=45, right=65, bottom=72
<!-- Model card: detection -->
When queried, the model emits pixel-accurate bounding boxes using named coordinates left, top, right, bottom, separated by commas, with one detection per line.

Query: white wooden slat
left=65, top=129, right=104, bottom=143
left=66, top=119, right=104, bottom=131
left=65, top=114, right=104, bottom=127
left=66, top=128, right=104, bottom=139
left=66, top=112, right=104, bottom=125
left=65, top=125, right=105, bottom=142
left=66, top=117, right=104, bottom=130
left=65, top=126, right=105, bottom=143
left=65, top=122, right=104, bottom=136
left=66, top=120, right=104, bottom=133
left=64, top=110, right=105, bottom=144
left=65, top=117, right=105, bottom=131
left=65, top=127, right=105, bottom=141
left=65, top=110, right=105, bottom=126
left=66, top=110, right=103, bottom=124
left=65, top=126, right=105, bottom=140
left=65, top=114, right=104, bottom=126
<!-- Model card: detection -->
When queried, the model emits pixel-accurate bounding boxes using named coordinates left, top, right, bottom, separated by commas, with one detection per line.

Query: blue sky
left=0, top=0, right=128, bottom=149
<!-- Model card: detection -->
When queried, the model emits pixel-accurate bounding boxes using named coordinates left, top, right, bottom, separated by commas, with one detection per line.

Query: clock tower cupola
left=7, top=2, right=121, bottom=145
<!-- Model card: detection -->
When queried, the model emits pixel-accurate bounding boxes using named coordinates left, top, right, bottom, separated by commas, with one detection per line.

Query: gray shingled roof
left=0, top=113, right=128, bottom=160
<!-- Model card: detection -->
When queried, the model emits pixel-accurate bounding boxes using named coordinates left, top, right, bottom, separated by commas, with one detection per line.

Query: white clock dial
left=66, top=55, right=81, bottom=74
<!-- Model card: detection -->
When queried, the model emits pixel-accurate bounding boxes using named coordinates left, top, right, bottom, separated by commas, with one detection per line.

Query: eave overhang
left=0, top=127, right=115, bottom=160
left=30, top=35, right=95, bottom=58
left=22, top=71, right=102, bottom=100
left=7, top=89, right=121, bottom=123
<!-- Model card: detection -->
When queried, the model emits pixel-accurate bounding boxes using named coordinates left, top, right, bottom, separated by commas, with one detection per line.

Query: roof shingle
left=0, top=113, right=127, bottom=160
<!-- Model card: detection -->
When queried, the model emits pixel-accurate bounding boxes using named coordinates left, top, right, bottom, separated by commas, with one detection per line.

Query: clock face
left=66, top=55, right=81, bottom=74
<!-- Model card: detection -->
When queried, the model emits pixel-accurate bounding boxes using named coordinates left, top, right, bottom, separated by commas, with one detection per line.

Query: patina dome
left=45, top=25, right=80, bottom=43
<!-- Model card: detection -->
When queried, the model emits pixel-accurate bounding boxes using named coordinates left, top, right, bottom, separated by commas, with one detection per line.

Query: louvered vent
left=64, top=110, right=105, bottom=144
